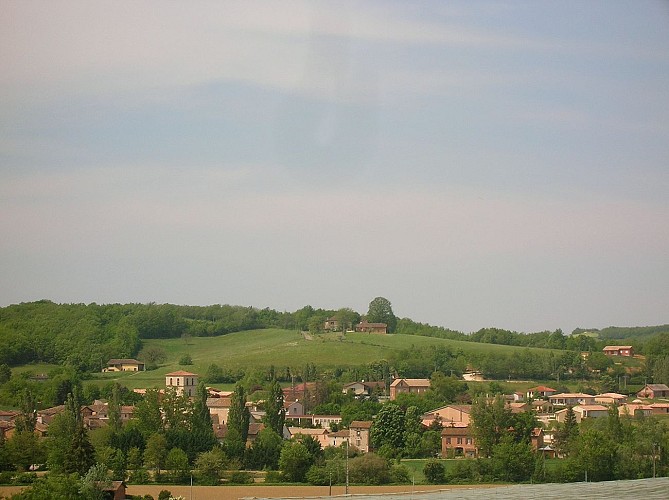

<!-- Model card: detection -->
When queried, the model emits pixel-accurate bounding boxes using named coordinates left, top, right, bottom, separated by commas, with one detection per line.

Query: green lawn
left=400, top=458, right=464, bottom=484
left=94, top=329, right=558, bottom=390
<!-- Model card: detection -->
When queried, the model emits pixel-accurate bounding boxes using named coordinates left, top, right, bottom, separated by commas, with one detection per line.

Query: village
left=2, top=342, right=667, bottom=467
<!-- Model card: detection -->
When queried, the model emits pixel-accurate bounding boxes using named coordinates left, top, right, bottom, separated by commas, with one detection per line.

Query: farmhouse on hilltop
left=355, top=321, right=387, bottom=334
left=603, top=345, right=634, bottom=357
left=103, top=358, right=145, bottom=372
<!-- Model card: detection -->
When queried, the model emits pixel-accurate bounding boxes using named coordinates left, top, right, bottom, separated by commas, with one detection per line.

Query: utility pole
left=345, top=439, right=349, bottom=495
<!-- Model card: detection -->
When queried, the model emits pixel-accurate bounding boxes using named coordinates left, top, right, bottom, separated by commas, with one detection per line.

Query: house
left=619, top=402, right=653, bottom=417
left=207, top=387, right=233, bottom=398
left=531, top=400, right=554, bottom=414
left=349, top=421, right=372, bottom=453
left=207, top=397, right=232, bottom=425
left=36, top=405, right=65, bottom=426
left=0, top=410, right=18, bottom=422
left=165, top=370, right=198, bottom=397
left=603, top=345, right=634, bottom=357
left=282, top=382, right=316, bottom=404
left=595, top=393, right=627, bottom=405
left=526, top=386, right=557, bottom=399
left=312, top=415, right=342, bottom=431
left=530, top=427, right=545, bottom=451
left=389, top=378, right=430, bottom=400
left=120, top=406, right=135, bottom=422
left=650, top=403, right=669, bottom=415
left=342, top=381, right=386, bottom=397
left=637, top=384, right=669, bottom=399
left=288, top=427, right=330, bottom=448
left=284, top=400, right=304, bottom=417
left=355, top=321, right=387, bottom=334
left=97, top=480, right=126, bottom=500
left=103, top=359, right=145, bottom=372
left=327, top=429, right=350, bottom=448
left=323, top=317, right=340, bottom=331
left=512, top=391, right=525, bottom=402
left=247, top=423, right=265, bottom=446
left=441, top=425, right=476, bottom=458
left=507, top=402, right=529, bottom=413
left=213, top=423, right=228, bottom=441
left=555, top=404, right=609, bottom=423
left=548, top=393, right=596, bottom=406
left=422, top=405, right=472, bottom=427
left=462, top=371, right=484, bottom=381
left=0, top=421, right=15, bottom=440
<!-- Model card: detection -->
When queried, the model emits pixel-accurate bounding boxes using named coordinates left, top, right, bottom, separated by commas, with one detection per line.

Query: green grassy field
left=86, top=329, right=558, bottom=390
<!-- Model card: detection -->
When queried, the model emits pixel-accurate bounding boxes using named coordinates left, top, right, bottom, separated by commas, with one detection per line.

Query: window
left=466, top=438, right=472, bottom=445
left=169, top=378, right=173, bottom=386
left=446, top=437, right=451, bottom=444
left=457, top=437, right=462, bottom=444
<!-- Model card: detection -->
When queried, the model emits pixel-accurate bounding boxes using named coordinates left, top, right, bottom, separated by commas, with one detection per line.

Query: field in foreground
left=3, top=478, right=668, bottom=500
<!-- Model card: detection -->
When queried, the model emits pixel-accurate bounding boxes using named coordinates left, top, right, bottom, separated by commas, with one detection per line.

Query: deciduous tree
left=366, top=297, right=397, bottom=333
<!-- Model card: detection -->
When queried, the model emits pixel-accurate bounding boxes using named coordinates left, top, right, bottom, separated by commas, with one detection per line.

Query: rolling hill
left=91, top=329, right=558, bottom=389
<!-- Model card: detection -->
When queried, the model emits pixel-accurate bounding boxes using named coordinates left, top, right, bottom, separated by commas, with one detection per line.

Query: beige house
left=555, top=404, right=609, bottom=423
left=548, top=393, right=596, bottom=406
left=349, top=420, right=372, bottom=452
left=103, top=359, right=145, bottom=372
left=166, top=370, right=198, bottom=397
left=207, top=397, right=232, bottom=424
left=312, top=415, right=342, bottom=430
left=526, top=386, right=557, bottom=399
left=595, top=393, right=627, bottom=405
left=327, top=429, right=350, bottom=448
left=389, top=378, right=430, bottom=400
left=421, top=405, right=472, bottom=427
left=342, top=381, right=386, bottom=397
left=288, top=427, right=330, bottom=448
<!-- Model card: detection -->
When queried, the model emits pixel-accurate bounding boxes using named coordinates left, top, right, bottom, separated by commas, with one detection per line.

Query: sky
left=1, top=1, right=668, bottom=334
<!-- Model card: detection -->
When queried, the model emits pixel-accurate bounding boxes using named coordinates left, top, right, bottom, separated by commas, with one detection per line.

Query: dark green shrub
left=229, top=470, right=253, bottom=484
left=391, top=464, right=411, bottom=484
left=423, top=458, right=445, bottom=484
left=157, top=490, right=172, bottom=500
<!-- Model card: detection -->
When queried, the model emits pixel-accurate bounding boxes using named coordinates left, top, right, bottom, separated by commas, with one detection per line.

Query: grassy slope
left=88, top=329, right=557, bottom=390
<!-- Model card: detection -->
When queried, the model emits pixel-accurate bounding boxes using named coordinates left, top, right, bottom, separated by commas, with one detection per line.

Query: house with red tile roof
left=526, top=386, right=557, bottom=399
left=603, top=345, right=634, bottom=357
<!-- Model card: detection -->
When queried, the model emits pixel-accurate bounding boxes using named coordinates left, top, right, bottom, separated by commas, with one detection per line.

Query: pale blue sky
left=1, top=1, right=668, bottom=333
